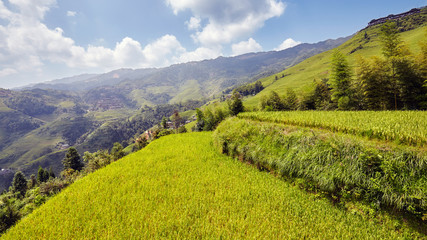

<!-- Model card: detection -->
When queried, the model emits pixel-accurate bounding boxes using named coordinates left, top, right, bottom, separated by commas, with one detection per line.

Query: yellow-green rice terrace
left=2, top=132, right=423, bottom=239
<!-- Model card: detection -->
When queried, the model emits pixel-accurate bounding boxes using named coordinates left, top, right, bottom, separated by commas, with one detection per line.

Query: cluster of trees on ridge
left=260, top=22, right=427, bottom=111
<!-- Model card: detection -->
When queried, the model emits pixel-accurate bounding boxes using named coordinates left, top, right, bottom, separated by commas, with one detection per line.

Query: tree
left=171, top=110, right=182, bottom=132
left=259, top=91, right=285, bottom=111
left=0, top=200, right=20, bottom=233
left=355, top=56, right=392, bottom=110
left=285, top=88, right=298, bottom=110
left=177, top=126, right=187, bottom=133
left=63, top=147, right=83, bottom=171
left=394, top=57, right=425, bottom=109
left=28, top=174, right=37, bottom=189
left=330, top=50, right=352, bottom=110
left=379, top=21, right=405, bottom=109
left=135, top=136, right=148, bottom=150
left=380, top=21, right=402, bottom=59
left=228, top=91, right=244, bottom=116
left=160, top=117, right=168, bottom=129
left=48, top=167, right=55, bottom=179
left=111, top=142, right=125, bottom=160
left=37, top=166, right=49, bottom=183
left=193, top=108, right=205, bottom=132
left=313, top=79, right=333, bottom=110
left=12, top=171, right=27, bottom=197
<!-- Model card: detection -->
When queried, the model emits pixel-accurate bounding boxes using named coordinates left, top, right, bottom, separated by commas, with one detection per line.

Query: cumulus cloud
left=167, top=0, right=286, bottom=47
left=0, top=0, right=220, bottom=87
left=186, top=16, right=201, bottom=30
left=231, top=38, right=262, bottom=56
left=66, top=11, right=76, bottom=17
left=178, top=46, right=222, bottom=63
left=275, top=38, right=301, bottom=51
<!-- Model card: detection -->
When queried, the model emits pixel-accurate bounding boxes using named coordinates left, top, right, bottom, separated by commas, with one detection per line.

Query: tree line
left=260, top=22, right=427, bottom=111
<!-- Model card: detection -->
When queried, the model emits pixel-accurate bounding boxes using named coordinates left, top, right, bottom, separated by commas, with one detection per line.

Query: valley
left=0, top=5, right=426, bottom=239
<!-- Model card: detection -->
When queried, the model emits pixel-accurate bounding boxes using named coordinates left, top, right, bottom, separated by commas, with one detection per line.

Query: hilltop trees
left=63, top=147, right=83, bottom=171
left=355, top=21, right=426, bottom=110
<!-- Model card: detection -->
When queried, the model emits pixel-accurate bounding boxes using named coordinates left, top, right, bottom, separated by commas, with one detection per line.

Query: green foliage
left=313, top=79, right=333, bottom=110
left=11, top=172, right=27, bottom=197
left=161, top=117, right=168, bottom=129
left=62, top=147, right=83, bottom=171
left=110, top=142, right=125, bottom=161
left=380, top=21, right=403, bottom=59
left=36, top=167, right=49, bottom=184
left=228, top=92, right=244, bottom=116
left=259, top=91, right=285, bottom=111
left=134, top=137, right=148, bottom=150
left=285, top=88, right=298, bottom=110
left=192, top=105, right=229, bottom=132
left=3, top=133, right=422, bottom=239
left=193, top=108, right=205, bottom=132
left=355, top=56, right=392, bottom=110
left=227, top=81, right=264, bottom=97
left=171, top=110, right=183, bottom=131
left=0, top=200, right=20, bottom=233
left=83, top=150, right=113, bottom=173
left=238, top=111, right=427, bottom=146
left=213, top=117, right=427, bottom=218
left=330, top=50, right=353, bottom=110
left=177, top=125, right=187, bottom=134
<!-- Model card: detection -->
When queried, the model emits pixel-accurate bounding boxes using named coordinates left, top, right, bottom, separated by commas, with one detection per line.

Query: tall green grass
left=239, top=111, right=427, bottom=146
left=213, top=118, right=427, bottom=221
left=3, top=133, right=421, bottom=239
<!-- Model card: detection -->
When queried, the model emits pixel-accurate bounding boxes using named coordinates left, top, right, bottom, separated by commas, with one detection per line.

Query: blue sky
left=0, top=0, right=425, bottom=88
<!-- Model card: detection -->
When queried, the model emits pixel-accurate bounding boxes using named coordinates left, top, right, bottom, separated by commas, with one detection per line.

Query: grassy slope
left=244, top=25, right=427, bottom=108
left=3, top=133, right=419, bottom=239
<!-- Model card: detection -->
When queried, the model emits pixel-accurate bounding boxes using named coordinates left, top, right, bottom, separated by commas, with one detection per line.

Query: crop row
left=238, top=111, right=427, bottom=146
left=213, top=118, right=427, bottom=221
left=3, top=133, right=421, bottom=239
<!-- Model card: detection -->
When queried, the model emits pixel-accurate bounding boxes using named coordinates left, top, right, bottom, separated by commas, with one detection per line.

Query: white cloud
left=0, top=0, right=222, bottom=88
left=178, top=46, right=222, bottom=63
left=66, top=11, right=76, bottom=17
left=0, top=68, right=17, bottom=77
left=231, top=38, right=262, bottom=56
left=186, top=16, right=201, bottom=30
left=275, top=38, right=301, bottom=51
left=167, top=0, right=286, bottom=47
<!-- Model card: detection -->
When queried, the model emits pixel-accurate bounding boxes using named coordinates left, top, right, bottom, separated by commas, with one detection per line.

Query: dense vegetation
left=3, top=133, right=423, bottom=239
left=0, top=140, right=130, bottom=235
left=213, top=114, right=427, bottom=222
left=238, top=111, right=427, bottom=146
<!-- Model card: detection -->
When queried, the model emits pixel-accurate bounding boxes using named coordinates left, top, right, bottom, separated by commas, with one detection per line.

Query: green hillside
left=244, top=23, right=427, bottom=108
left=2, top=132, right=422, bottom=239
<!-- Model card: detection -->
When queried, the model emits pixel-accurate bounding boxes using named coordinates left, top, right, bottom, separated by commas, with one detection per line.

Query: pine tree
left=12, top=171, right=27, bottom=197
left=193, top=108, right=205, bottom=132
left=285, top=88, right=298, bottom=110
left=63, top=147, right=83, bottom=171
left=330, top=50, right=352, bottom=110
left=355, top=56, right=392, bottom=110
left=229, top=92, right=244, bottom=116
left=37, top=166, right=48, bottom=183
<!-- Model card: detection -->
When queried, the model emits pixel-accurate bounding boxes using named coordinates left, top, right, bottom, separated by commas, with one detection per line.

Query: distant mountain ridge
left=20, top=37, right=350, bottom=98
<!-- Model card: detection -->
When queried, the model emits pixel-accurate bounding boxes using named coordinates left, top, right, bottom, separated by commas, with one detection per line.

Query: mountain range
left=0, top=36, right=350, bottom=191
